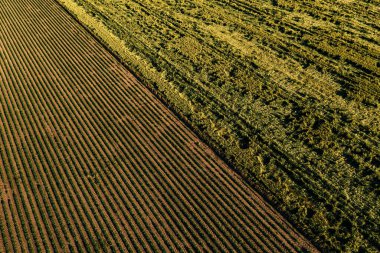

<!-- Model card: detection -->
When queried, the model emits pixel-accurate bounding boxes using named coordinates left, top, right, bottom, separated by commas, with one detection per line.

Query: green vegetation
left=59, top=0, right=380, bottom=251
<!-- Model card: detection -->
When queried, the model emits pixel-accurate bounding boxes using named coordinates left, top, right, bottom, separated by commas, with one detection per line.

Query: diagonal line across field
left=0, top=0, right=318, bottom=252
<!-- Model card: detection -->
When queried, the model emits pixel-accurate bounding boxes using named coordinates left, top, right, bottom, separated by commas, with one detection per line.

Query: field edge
left=53, top=0, right=344, bottom=252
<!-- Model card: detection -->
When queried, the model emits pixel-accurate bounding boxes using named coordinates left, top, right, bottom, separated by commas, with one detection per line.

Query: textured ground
left=0, top=0, right=318, bottom=251
left=60, top=0, right=380, bottom=251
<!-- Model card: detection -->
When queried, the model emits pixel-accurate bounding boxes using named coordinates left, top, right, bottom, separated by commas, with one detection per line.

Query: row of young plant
left=16, top=2, right=152, bottom=251
left=0, top=3, right=95, bottom=251
left=1, top=0, right=143, bottom=251
left=0, top=2, right=64, bottom=249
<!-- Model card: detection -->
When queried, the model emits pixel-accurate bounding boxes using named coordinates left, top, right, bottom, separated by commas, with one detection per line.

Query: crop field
left=0, top=0, right=320, bottom=252
left=55, top=0, right=380, bottom=252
